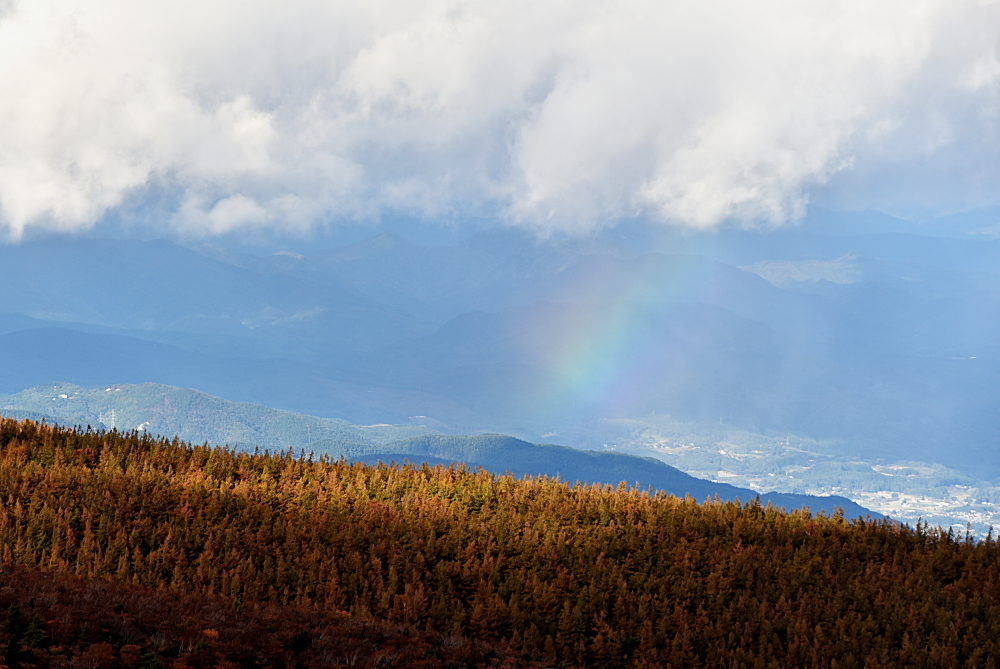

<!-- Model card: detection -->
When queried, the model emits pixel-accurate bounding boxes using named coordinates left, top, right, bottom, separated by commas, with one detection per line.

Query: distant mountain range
left=0, top=382, right=874, bottom=519
left=0, top=382, right=435, bottom=452
left=0, top=223, right=998, bottom=476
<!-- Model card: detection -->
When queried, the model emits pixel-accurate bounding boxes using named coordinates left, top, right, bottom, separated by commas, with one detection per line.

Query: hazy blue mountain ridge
left=1, top=225, right=999, bottom=475
left=0, top=237, right=431, bottom=360
left=0, top=383, right=438, bottom=453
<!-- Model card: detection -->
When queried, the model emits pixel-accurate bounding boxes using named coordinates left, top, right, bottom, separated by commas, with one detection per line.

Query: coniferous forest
left=0, top=418, right=999, bottom=668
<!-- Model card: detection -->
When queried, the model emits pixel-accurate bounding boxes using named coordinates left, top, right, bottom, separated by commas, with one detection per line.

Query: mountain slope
left=0, top=418, right=990, bottom=669
left=0, top=382, right=436, bottom=452
left=0, top=382, right=875, bottom=518
left=374, top=434, right=872, bottom=518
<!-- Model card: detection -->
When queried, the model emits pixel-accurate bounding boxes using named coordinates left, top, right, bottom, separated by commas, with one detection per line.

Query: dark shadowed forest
left=0, top=564, right=530, bottom=669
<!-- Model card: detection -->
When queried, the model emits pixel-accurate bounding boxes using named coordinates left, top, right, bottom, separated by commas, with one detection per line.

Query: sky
left=1, top=0, right=999, bottom=240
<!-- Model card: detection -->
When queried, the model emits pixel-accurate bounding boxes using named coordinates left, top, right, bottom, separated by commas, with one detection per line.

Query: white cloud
left=0, top=0, right=998, bottom=236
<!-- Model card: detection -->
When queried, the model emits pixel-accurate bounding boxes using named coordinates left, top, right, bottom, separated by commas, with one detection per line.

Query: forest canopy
left=0, top=418, right=997, bottom=668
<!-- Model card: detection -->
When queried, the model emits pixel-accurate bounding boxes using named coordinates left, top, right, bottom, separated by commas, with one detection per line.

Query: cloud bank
left=1, top=0, right=998, bottom=236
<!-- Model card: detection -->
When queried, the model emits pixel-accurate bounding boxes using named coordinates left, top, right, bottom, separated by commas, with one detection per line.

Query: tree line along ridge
left=0, top=418, right=998, bottom=668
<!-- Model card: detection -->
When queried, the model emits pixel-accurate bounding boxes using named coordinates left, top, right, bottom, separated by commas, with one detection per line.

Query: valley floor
left=570, top=415, right=1000, bottom=535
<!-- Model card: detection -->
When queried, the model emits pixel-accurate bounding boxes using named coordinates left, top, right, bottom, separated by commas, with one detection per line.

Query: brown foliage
left=0, top=564, right=530, bottom=669
left=0, top=418, right=999, bottom=667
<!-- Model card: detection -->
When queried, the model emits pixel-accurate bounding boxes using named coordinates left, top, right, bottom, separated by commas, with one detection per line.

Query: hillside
left=0, top=418, right=996, bottom=668
left=0, top=565, right=531, bottom=669
left=0, top=383, right=873, bottom=518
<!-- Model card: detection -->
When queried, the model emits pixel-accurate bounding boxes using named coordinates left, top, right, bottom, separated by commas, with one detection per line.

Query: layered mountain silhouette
left=0, top=223, right=998, bottom=474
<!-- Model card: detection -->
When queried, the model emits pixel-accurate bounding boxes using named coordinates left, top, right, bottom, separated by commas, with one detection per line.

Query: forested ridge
left=0, top=418, right=998, bottom=668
